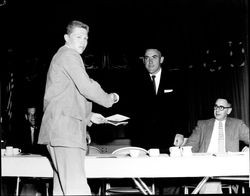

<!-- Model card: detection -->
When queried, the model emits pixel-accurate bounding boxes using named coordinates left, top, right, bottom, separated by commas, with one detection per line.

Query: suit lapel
left=34, top=127, right=39, bottom=145
left=158, top=69, right=167, bottom=96
left=225, top=117, right=232, bottom=151
left=204, top=119, right=215, bottom=152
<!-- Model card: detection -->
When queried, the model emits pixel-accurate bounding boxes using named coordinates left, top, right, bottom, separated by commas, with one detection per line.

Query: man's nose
left=149, top=58, right=153, bottom=64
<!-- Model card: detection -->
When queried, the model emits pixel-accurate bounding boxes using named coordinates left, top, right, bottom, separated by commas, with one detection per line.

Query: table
left=2, top=152, right=249, bottom=195
left=85, top=153, right=249, bottom=178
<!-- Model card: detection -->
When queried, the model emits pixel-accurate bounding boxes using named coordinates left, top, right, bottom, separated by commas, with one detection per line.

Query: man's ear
left=64, top=34, right=69, bottom=42
left=25, top=114, right=28, bottom=120
left=160, top=56, right=164, bottom=64
left=227, top=108, right=232, bottom=115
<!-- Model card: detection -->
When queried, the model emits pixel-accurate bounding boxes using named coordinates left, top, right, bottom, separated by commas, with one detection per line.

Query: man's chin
left=78, top=49, right=84, bottom=54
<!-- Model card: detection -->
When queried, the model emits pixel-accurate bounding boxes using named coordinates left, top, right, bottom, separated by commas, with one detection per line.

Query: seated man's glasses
left=214, top=105, right=231, bottom=111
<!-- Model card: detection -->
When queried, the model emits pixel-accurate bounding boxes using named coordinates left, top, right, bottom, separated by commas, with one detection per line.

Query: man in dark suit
left=22, top=106, right=38, bottom=153
left=21, top=105, right=48, bottom=155
left=19, top=105, right=51, bottom=196
left=126, top=47, right=188, bottom=194
left=129, top=48, right=187, bottom=153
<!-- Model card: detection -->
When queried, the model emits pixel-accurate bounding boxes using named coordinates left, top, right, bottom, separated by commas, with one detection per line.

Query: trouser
left=47, top=145, right=91, bottom=195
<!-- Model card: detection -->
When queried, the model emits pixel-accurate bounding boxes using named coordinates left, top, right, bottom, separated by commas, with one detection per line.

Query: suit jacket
left=185, top=117, right=249, bottom=152
left=22, top=122, right=39, bottom=153
left=21, top=121, right=49, bottom=155
left=129, top=67, right=186, bottom=151
left=38, top=45, right=114, bottom=150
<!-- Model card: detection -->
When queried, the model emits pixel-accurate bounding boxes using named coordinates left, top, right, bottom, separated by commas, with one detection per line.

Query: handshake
left=111, top=93, right=119, bottom=104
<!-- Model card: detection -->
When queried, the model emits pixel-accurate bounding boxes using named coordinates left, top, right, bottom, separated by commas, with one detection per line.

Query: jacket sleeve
left=238, top=120, right=249, bottom=145
left=185, top=120, right=203, bottom=152
left=61, top=50, right=114, bottom=108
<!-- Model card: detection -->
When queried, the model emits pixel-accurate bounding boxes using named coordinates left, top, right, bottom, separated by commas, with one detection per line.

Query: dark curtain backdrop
left=1, top=60, right=249, bottom=144
left=1, top=0, right=248, bottom=144
left=185, top=65, right=249, bottom=134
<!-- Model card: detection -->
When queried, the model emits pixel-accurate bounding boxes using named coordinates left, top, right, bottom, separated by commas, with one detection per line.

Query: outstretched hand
left=86, top=131, right=91, bottom=144
left=90, top=113, right=107, bottom=124
left=111, top=93, right=119, bottom=103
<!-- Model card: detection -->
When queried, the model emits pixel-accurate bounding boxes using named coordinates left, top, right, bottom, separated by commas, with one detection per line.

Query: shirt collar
left=150, top=68, right=162, bottom=79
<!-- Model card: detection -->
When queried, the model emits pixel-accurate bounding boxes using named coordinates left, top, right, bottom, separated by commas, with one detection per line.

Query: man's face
left=144, top=49, right=164, bottom=74
left=64, top=27, right=88, bottom=54
left=26, top=108, right=36, bottom=126
left=213, top=99, right=232, bottom=121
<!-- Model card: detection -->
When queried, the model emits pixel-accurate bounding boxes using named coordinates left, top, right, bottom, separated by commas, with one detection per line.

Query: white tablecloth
left=1, top=153, right=249, bottom=179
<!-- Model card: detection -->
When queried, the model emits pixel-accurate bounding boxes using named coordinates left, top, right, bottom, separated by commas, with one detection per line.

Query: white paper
left=106, top=121, right=128, bottom=126
left=105, top=114, right=130, bottom=126
left=105, top=114, right=130, bottom=122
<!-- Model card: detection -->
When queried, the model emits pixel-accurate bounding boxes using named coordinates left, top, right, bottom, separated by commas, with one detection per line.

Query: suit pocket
left=164, top=89, right=174, bottom=93
left=62, top=110, right=83, bottom=121
left=59, top=114, right=83, bottom=136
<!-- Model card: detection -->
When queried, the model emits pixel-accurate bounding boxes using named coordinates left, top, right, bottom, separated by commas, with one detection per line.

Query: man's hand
left=173, top=134, right=184, bottom=147
left=111, top=93, right=119, bottom=103
left=86, top=131, right=91, bottom=144
left=90, top=113, right=107, bottom=124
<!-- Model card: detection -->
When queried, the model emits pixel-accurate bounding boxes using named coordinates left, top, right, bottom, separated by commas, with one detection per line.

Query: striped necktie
left=151, top=75, right=156, bottom=94
left=218, top=121, right=225, bottom=153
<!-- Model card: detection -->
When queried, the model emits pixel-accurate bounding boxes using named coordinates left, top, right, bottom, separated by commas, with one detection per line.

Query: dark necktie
left=218, top=121, right=225, bottom=153
left=151, top=75, right=156, bottom=94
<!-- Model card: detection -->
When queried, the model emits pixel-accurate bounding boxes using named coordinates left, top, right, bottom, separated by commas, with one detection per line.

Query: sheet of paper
left=105, top=114, right=130, bottom=126
left=106, top=120, right=128, bottom=126
left=105, top=114, right=130, bottom=122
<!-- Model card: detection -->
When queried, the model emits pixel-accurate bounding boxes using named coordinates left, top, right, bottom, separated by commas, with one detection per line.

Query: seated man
left=182, top=98, right=249, bottom=193
left=20, top=105, right=51, bottom=196
left=21, top=105, right=48, bottom=155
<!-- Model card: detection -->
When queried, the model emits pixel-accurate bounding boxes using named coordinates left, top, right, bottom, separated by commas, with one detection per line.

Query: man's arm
left=62, top=50, right=117, bottom=108
left=184, top=121, right=203, bottom=152
left=239, top=120, right=249, bottom=145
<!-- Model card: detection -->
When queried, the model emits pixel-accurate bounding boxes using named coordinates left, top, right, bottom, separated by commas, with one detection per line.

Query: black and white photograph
left=1, top=0, right=249, bottom=195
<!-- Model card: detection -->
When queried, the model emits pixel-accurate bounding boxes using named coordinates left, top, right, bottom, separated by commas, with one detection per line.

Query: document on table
left=105, top=114, right=130, bottom=126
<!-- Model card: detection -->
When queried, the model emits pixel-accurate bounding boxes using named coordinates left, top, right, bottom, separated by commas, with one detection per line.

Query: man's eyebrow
left=144, top=55, right=159, bottom=58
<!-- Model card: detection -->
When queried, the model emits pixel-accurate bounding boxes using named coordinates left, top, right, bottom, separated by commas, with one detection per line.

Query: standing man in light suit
left=38, top=20, right=119, bottom=195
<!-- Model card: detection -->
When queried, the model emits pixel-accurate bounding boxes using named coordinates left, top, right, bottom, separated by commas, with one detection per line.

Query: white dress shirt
left=207, top=120, right=226, bottom=153
left=150, top=68, right=161, bottom=94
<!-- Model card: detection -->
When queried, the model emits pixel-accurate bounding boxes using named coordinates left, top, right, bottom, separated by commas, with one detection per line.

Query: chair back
left=112, top=146, right=148, bottom=156
left=86, top=146, right=102, bottom=155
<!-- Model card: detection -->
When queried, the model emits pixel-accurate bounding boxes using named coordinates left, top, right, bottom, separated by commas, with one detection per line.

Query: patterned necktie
left=218, top=121, right=225, bottom=153
left=151, top=75, right=156, bottom=94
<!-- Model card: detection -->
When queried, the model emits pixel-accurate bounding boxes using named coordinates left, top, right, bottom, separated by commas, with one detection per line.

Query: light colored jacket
left=185, top=117, right=249, bottom=152
left=38, top=45, right=114, bottom=149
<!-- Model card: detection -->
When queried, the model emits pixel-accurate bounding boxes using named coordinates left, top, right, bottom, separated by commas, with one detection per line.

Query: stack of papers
left=105, top=114, right=130, bottom=126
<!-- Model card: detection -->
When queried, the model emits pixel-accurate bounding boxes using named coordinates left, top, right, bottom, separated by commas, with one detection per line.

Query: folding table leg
left=46, top=182, right=50, bottom=196
left=151, top=179, right=155, bottom=195
left=137, top=178, right=153, bottom=195
left=15, top=177, right=21, bottom=196
left=132, top=178, right=148, bottom=195
left=191, top=176, right=210, bottom=194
